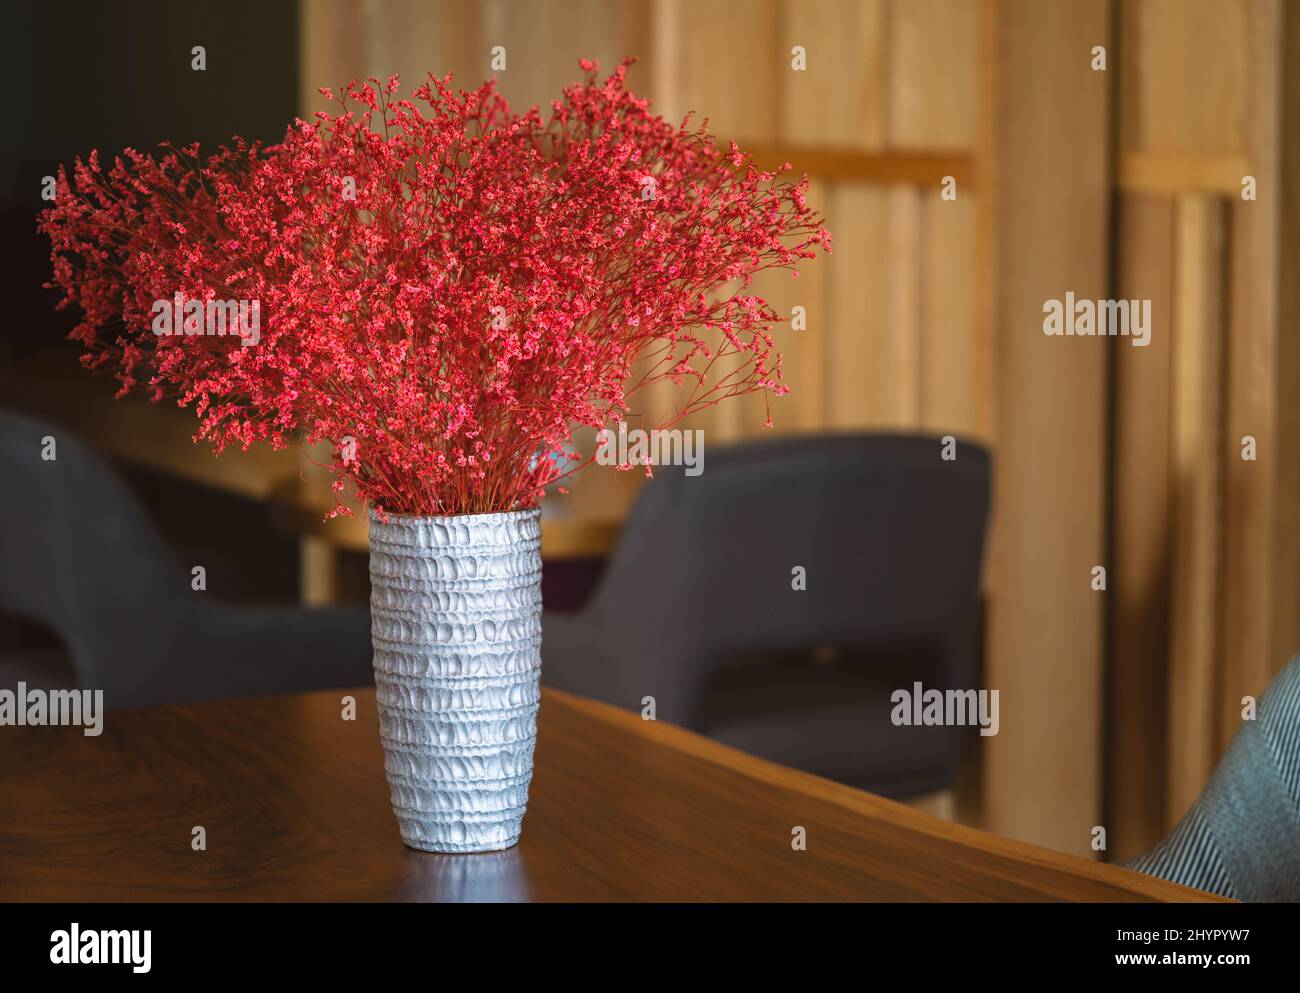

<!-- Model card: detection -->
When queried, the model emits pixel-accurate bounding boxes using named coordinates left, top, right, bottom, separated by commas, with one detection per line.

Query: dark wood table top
left=0, top=687, right=1219, bottom=902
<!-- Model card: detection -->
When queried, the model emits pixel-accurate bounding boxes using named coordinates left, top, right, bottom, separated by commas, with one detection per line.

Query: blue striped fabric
left=1127, top=652, right=1300, bottom=901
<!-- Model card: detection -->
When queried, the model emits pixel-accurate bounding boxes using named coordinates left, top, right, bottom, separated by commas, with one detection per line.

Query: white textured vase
left=368, top=508, right=543, bottom=853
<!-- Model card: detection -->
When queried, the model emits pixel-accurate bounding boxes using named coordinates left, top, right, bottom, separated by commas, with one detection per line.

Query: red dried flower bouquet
left=40, top=60, right=829, bottom=517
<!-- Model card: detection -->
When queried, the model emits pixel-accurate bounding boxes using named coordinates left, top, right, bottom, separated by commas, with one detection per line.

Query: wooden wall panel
left=1219, top=0, right=1287, bottom=758
left=1165, top=194, right=1228, bottom=820
left=283, top=0, right=1300, bottom=859
left=1107, top=0, right=1298, bottom=854
left=984, top=0, right=1111, bottom=857
left=299, top=0, right=988, bottom=451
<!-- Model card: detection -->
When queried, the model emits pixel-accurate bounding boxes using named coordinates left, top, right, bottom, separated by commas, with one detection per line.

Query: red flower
left=39, top=60, right=830, bottom=517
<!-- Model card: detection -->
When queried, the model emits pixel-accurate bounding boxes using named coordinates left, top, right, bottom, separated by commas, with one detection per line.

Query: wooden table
left=0, top=687, right=1218, bottom=902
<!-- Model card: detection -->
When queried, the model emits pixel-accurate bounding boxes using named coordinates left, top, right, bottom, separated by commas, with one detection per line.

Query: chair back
left=584, top=434, right=990, bottom=722
left=0, top=409, right=188, bottom=691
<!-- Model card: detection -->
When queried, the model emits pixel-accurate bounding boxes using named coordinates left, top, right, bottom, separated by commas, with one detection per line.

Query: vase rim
left=368, top=506, right=541, bottom=525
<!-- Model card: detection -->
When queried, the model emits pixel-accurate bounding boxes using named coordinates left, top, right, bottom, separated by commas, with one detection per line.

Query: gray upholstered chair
left=0, top=408, right=372, bottom=708
left=542, top=434, right=990, bottom=798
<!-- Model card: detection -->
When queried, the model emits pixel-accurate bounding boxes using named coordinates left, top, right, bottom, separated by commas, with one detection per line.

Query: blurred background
left=2, top=0, right=1298, bottom=865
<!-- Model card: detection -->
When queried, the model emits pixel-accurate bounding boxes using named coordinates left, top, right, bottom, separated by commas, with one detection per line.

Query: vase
left=368, top=508, right=543, bottom=853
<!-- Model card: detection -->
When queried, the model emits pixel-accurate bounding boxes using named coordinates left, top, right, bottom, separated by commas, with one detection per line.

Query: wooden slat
left=777, top=0, right=887, bottom=149
left=1273, top=0, right=1300, bottom=698
left=628, top=1, right=685, bottom=442
left=1165, top=194, right=1227, bottom=822
left=298, top=0, right=366, bottom=116
left=733, top=180, right=831, bottom=435
left=646, top=0, right=682, bottom=116
left=1118, top=151, right=1252, bottom=195
left=660, top=0, right=781, bottom=444
left=972, top=0, right=1000, bottom=446
left=1120, top=0, right=1251, bottom=155
left=888, top=186, right=923, bottom=423
left=478, top=0, right=652, bottom=112
left=360, top=0, right=450, bottom=87
left=1219, top=0, right=1291, bottom=759
left=297, top=536, right=339, bottom=606
left=984, top=0, right=1111, bottom=856
left=1108, top=194, right=1176, bottom=861
left=299, top=0, right=482, bottom=116
left=887, top=0, right=981, bottom=149
left=745, top=146, right=975, bottom=186
left=919, top=192, right=980, bottom=438
left=675, top=0, right=780, bottom=142
left=823, top=184, right=891, bottom=429
left=700, top=349, right=745, bottom=444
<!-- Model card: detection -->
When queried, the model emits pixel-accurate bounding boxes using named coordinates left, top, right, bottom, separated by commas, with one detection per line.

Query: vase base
left=400, top=835, right=521, bottom=855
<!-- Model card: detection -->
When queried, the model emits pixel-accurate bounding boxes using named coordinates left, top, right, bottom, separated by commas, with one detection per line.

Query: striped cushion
left=1127, top=652, right=1300, bottom=901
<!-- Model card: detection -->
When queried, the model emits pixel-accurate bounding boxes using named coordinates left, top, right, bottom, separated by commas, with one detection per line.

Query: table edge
left=541, top=687, right=1230, bottom=903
